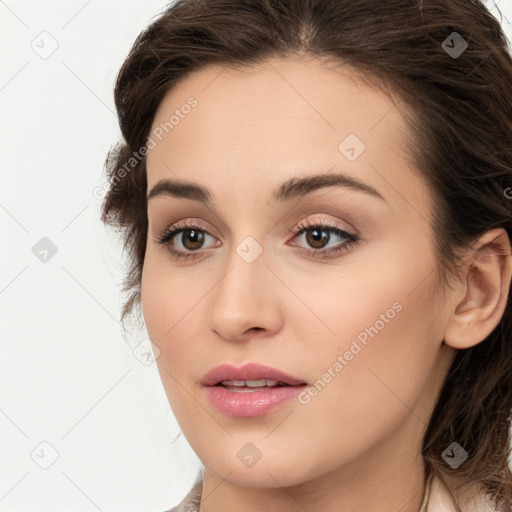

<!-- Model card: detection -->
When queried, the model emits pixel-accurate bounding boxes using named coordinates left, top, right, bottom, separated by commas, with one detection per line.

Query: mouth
left=200, top=363, right=308, bottom=417
left=200, top=362, right=307, bottom=387
left=214, top=379, right=297, bottom=392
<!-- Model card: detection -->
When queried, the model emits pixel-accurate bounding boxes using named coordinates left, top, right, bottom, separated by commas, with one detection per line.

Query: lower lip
left=204, top=384, right=307, bottom=417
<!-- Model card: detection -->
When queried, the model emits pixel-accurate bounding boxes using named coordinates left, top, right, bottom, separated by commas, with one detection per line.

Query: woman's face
left=141, top=57, right=456, bottom=488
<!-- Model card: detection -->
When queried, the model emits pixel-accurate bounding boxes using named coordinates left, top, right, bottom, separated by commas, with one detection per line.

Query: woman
left=101, top=0, right=512, bottom=510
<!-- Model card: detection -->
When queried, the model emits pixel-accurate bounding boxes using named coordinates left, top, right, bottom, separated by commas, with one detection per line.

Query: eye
left=290, top=217, right=359, bottom=259
left=155, top=220, right=219, bottom=261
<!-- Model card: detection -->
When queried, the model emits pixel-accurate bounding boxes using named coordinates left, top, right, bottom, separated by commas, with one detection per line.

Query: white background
left=1, top=1, right=511, bottom=511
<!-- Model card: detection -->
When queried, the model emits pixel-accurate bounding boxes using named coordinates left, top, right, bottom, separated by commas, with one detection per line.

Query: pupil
left=183, top=229, right=204, bottom=250
left=307, top=228, right=329, bottom=249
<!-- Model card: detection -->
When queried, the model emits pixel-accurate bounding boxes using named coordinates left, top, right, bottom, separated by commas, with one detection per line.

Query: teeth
left=220, top=379, right=280, bottom=387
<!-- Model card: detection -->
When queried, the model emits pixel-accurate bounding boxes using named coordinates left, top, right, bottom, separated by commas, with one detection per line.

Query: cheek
left=141, top=251, right=183, bottom=366
left=140, top=245, right=199, bottom=338
left=291, top=248, right=441, bottom=439
left=141, top=258, right=204, bottom=426
left=140, top=248, right=211, bottom=385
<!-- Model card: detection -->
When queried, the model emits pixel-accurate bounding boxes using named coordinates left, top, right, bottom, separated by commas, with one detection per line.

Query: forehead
left=148, top=56, right=402, bottom=152
left=146, top=57, right=430, bottom=215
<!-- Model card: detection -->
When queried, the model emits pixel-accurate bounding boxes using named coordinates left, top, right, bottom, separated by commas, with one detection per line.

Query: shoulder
left=160, top=481, right=203, bottom=512
left=429, top=472, right=498, bottom=512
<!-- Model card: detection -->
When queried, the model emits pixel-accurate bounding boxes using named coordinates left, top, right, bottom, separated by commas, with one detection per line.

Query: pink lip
left=201, top=363, right=307, bottom=418
left=203, top=385, right=306, bottom=417
left=200, top=362, right=306, bottom=386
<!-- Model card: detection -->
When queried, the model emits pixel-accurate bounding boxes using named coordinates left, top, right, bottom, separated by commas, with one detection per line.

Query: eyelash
left=155, top=218, right=359, bottom=262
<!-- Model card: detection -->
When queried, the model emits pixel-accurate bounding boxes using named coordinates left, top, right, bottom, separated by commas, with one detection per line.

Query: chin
left=198, top=449, right=316, bottom=489
left=212, top=466, right=305, bottom=489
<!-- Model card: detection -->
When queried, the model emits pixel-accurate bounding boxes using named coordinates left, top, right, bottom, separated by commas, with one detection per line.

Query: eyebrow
left=146, top=171, right=386, bottom=205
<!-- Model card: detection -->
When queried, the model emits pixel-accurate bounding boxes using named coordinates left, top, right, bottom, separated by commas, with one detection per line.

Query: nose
left=206, top=239, right=284, bottom=343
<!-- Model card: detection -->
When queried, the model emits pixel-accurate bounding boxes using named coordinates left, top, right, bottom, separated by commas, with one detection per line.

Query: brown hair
left=101, top=0, right=512, bottom=509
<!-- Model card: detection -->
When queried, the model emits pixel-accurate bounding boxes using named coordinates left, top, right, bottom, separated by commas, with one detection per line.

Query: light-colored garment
left=165, top=480, right=202, bottom=512
left=425, top=472, right=497, bottom=512
left=163, top=472, right=498, bottom=512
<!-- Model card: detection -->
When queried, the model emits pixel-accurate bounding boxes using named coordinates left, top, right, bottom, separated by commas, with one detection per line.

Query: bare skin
left=140, top=56, right=512, bottom=512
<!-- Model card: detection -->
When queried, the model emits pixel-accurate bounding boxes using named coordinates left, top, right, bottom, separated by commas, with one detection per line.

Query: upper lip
left=200, top=362, right=307, bottom=386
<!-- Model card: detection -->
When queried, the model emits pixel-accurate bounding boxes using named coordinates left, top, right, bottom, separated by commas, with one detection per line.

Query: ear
left=443, top=228, right=512, bottom=350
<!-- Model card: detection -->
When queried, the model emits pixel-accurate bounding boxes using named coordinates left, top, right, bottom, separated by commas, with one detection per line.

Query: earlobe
left=443, top=228, right=512, bottom=350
